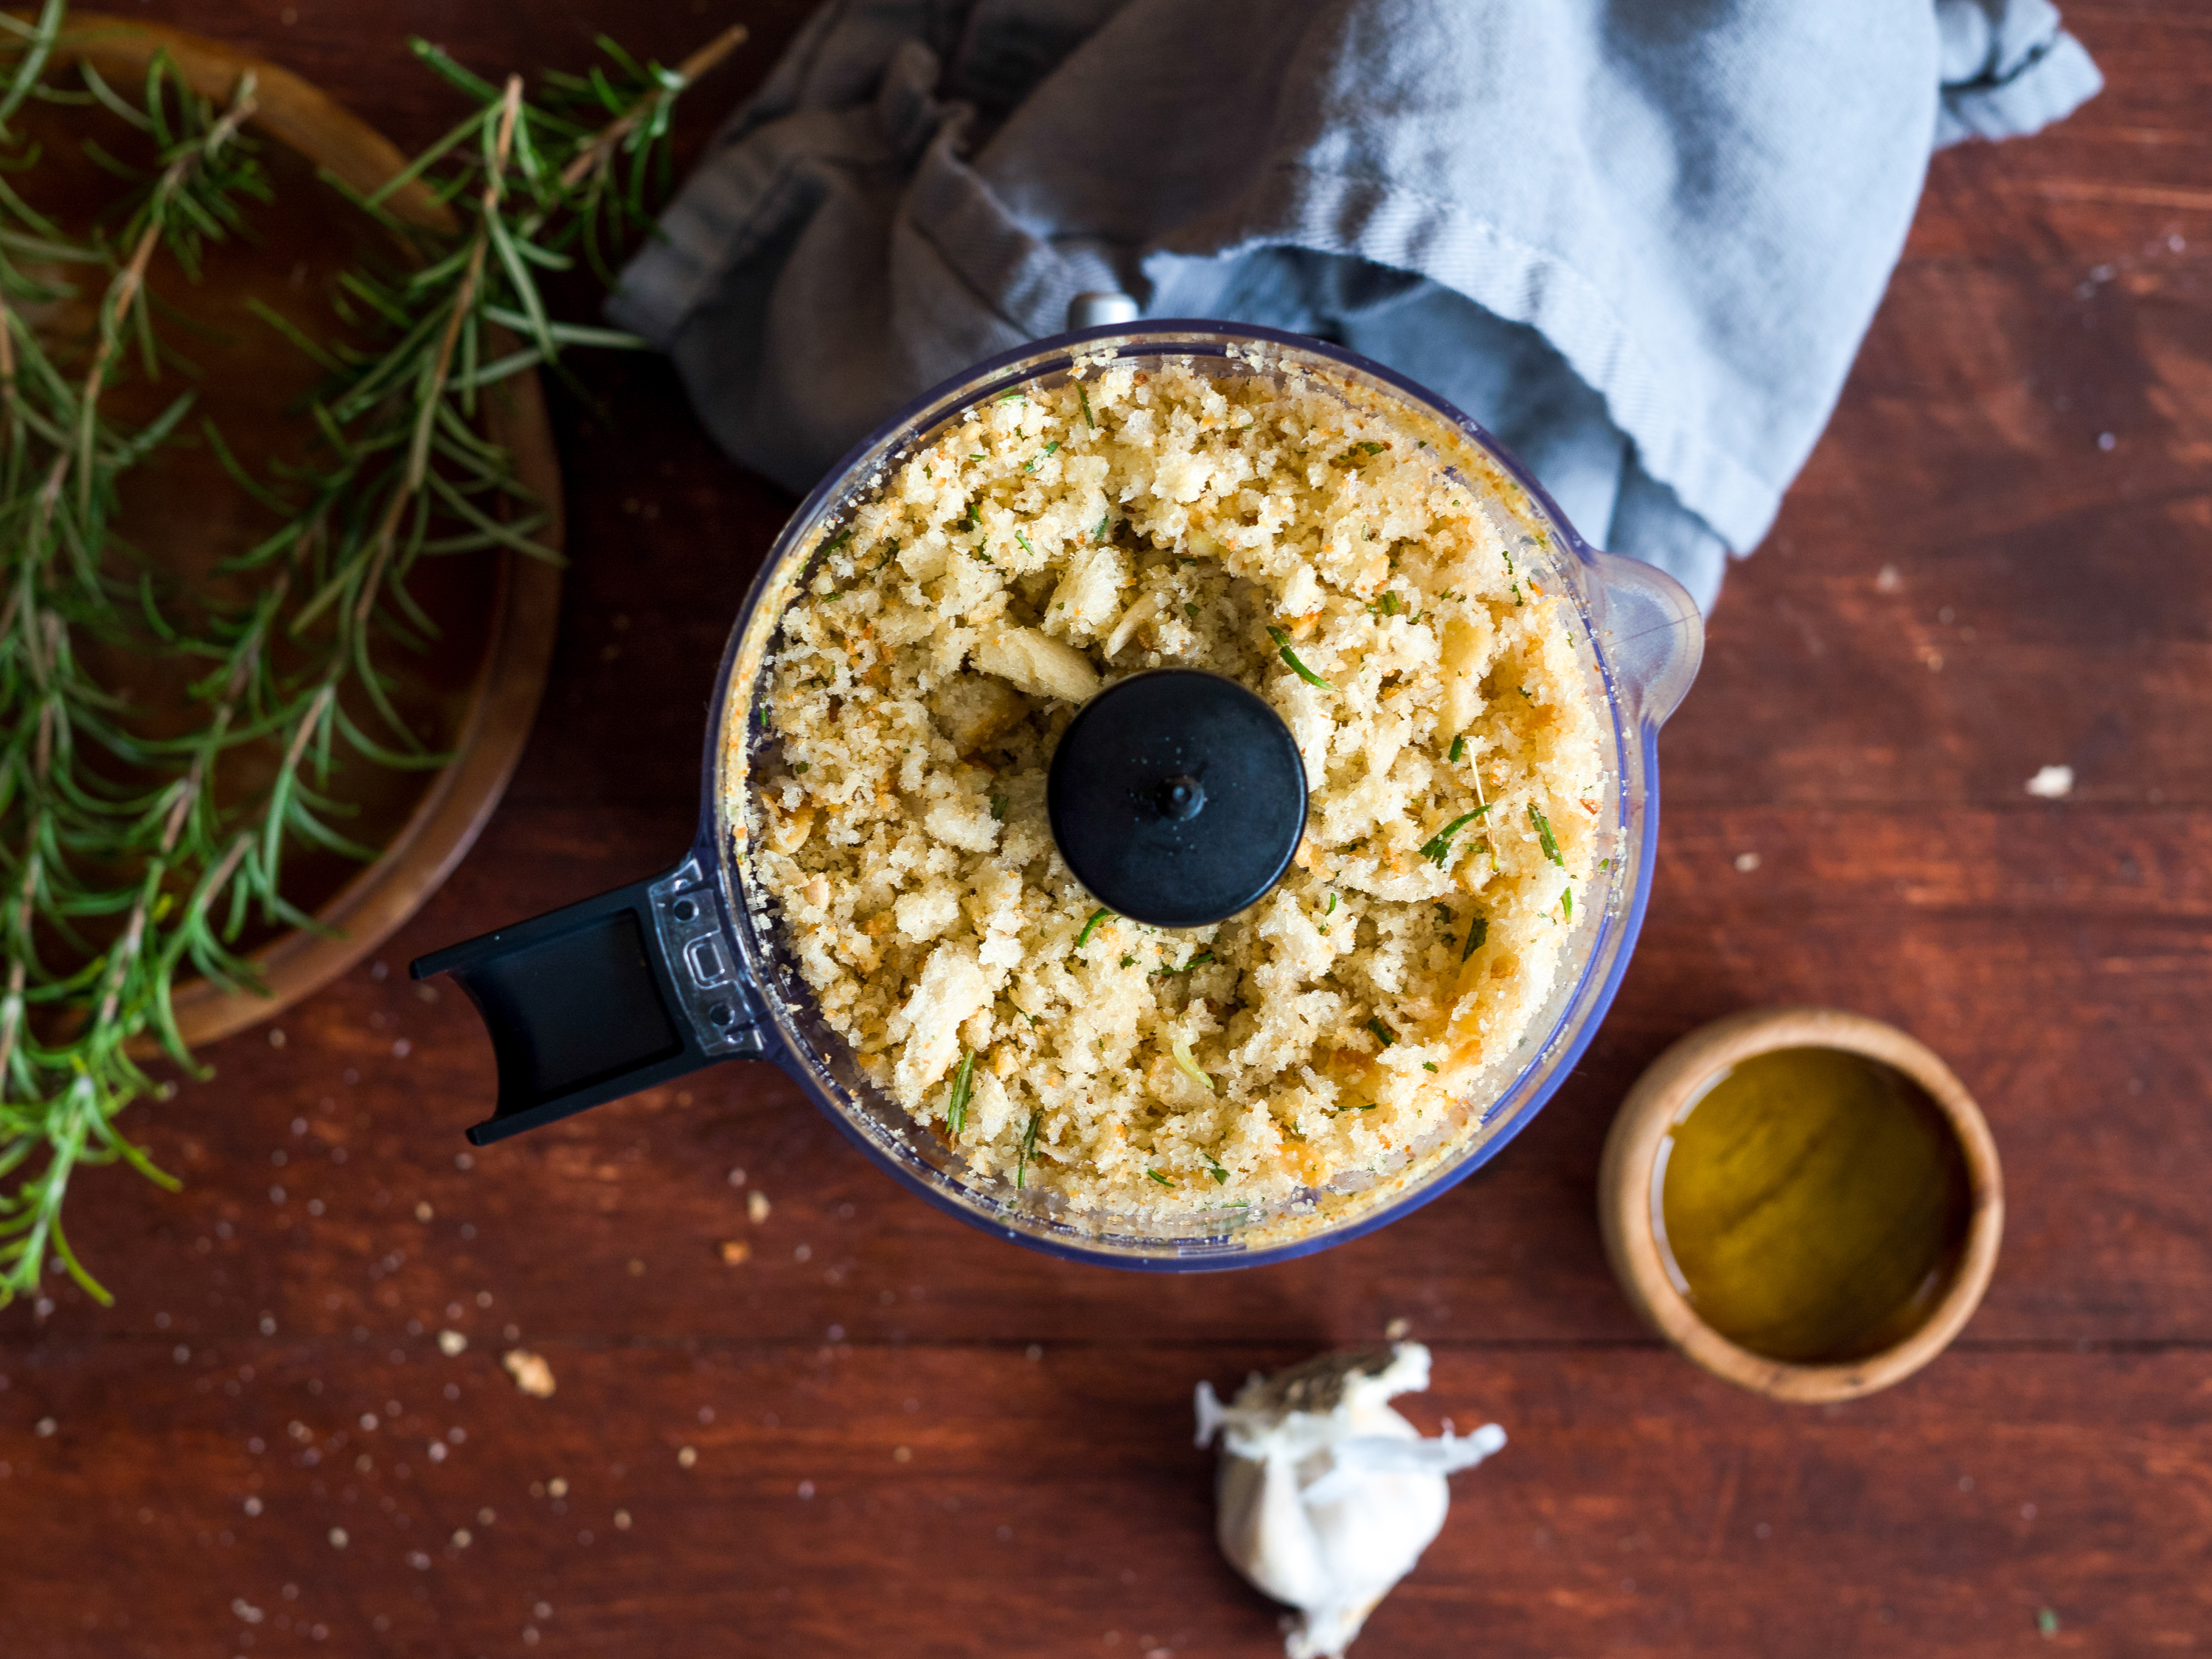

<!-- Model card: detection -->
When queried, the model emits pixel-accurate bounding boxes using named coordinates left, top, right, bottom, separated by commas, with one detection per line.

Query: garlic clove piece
left=1195, top=1342, right=1505, bottom=1659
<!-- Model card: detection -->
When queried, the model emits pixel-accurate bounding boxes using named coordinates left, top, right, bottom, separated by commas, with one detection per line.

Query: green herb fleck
left=1206, top=1158, right=1228, bottom=1186
left=1018, top=1111, right=1041, bottom=1188
left=822, top=527, right=854, bottom=555
left=1183, top=602, right=1201, bottom=620
left=990, top=793, right=1008, bottom=822
left=1119, top=953, right=1135, bottom=969
left=1325, top=893, right=1338, bottom=916
left=1561, top=888, right=1573, bottom=921
left=1267, top=626, right=1332, bottom=688
left=1598, top=857, right=1612, bottom=872
left=1366, top=1017, right=1396, bottom=1048
left=791, top=762, right=810, bottom=774
left=1023, top=440, right=1060, bottom=473
left=965, top=499, right=981, bottom=528
left=1462, top=915, right=1489, bottom=962
left=1517, top=685, right=1534, bottom=700
left=1015, top=530, right=1034, bottom=556
left=1079, top=387, right=1095, bottom=428
left=1147, top=1169, right=1175, bottom=1187
left=969, top=451, right=987, bottom=462
left=1512, top=582, right=1525, bottom=606
left=1530, top=804, right=1563, bottom=866
left=997, top=391, right=1026, bottom=404
left=1419, top=806, right=1492, bottom=866
left=1076, top=907, right=1114, bottom=948
left=1155, top=950, right=1215, bottom=977
left=1358, top=441, right=1384, bottom=455
left=1094, top=513, right=1110, bottom=544
left=1449, top=734, right=1467, bottom=763
left=945, top=1051, right=975, bottom=1138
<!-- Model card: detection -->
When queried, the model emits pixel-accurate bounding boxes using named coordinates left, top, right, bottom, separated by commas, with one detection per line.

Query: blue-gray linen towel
left=611, top=0, right=2101, bottom=611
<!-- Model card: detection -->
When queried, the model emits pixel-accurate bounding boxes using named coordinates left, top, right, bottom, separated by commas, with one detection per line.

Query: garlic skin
left=1194, top=1343, right=1505, bottom=1659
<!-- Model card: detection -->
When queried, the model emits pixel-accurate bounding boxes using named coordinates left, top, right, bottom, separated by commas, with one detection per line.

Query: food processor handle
left=1585, top=549, right=1705, bottom=729
left=410, top=851, right=775, bottom=1144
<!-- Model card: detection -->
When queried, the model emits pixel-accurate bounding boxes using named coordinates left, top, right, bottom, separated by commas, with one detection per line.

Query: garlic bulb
left=1194, top=1343, right=1504, bottom=1658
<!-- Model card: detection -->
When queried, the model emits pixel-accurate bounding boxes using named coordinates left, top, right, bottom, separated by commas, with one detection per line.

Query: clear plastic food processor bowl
left=413, top=323, right=1703, bottom=1271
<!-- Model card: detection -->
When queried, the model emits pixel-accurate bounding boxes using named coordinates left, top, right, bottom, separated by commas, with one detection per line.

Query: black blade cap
left=1046, top=669, right=1307, bottom=928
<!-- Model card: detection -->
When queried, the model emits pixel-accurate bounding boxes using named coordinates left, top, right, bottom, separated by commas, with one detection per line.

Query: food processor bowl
left=414, top=322, right=1703, bottom=1270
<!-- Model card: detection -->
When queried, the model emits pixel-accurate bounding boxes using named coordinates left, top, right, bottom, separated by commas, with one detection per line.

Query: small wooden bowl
left=1599, top=1007, right=2003, bottom=1403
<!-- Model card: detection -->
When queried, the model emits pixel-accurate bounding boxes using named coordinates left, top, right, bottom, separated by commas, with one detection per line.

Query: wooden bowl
left=1598, top=1007, right=2003, bottom=1403
left=27, top=16, right=563, bottom=1046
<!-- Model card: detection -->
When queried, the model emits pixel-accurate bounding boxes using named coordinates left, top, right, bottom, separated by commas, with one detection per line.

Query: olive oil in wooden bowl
left=1600, top=1009, right=2003, bottom=1403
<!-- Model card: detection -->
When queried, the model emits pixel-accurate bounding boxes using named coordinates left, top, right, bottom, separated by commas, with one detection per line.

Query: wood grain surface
left=4, top=4, right=2208, bottom=1656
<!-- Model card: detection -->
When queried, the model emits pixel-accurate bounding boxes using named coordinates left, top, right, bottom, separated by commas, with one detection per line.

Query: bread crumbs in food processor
left=742, top=353, right=1604, bottom=1220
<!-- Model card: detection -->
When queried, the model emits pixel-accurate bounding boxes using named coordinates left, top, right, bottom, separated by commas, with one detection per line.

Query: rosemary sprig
left=1419, top=804, right=1489, bottom=866
left=1016, top=1110, right=1039, bottom=1188
left=0, top=17, right=742, bottom=1306
left=1267, top=625, right=1331, bottom=689
left=945, top=1050, right=975, bottom=1138
left=1461, top=914, right=1488, bottom=962
left=1529, top=802, right=1564, bottom=866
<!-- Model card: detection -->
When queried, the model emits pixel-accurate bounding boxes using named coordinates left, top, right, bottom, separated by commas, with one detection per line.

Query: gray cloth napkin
left=611, top=0, right=2099, bottom=611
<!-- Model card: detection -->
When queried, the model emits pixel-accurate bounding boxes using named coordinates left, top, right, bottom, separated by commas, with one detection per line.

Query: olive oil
left=1653, top=1046, right=1971, bottom=1364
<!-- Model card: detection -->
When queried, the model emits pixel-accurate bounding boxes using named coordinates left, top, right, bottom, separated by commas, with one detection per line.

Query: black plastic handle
left=411, top=851, right=773, bottom=1144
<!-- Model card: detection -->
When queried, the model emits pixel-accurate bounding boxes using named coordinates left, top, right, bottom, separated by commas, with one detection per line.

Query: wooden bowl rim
left=35, top=15, right=566, bottom=1046
left=1597, top=1006, right=2004, bottom=1404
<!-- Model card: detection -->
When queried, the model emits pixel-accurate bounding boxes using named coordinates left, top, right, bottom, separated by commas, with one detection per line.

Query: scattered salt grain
left=438, top=1331, right=467, bottom=1357
left=747, top=1191, right=771, bottom=1224
left=1733, top=852, right=1761, bottom=873
left=503, top=1350, right=556, bottom=1398
left=2026, top=765, right=2074, bottom=800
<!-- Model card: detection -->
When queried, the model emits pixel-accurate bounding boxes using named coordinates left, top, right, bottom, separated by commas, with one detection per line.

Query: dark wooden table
left=6, top=4, right=2208, bottom=1655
